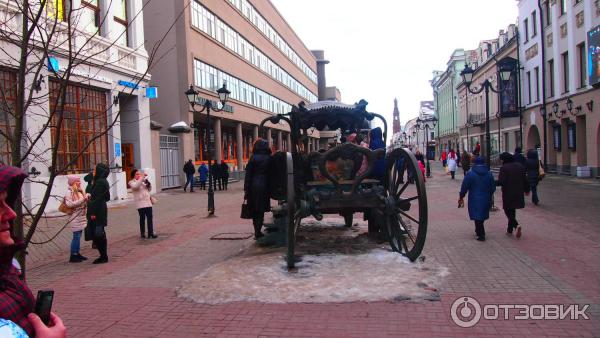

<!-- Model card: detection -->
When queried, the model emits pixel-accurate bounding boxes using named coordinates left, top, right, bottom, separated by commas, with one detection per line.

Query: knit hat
left=67, top=175, right=80, bottom=186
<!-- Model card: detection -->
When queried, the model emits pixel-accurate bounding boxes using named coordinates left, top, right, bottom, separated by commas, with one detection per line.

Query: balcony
left=468, top=114, right=485, bottom=126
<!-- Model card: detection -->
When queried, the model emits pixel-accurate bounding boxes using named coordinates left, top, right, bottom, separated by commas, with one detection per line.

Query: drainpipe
left=516, top=30, right=524, bottom=149
left=538, top=0, right=548, bottom=168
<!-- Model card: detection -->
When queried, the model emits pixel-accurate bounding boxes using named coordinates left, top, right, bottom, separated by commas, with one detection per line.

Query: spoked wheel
left=285, top=152, right=300, bottom=269
left=383, top=148, right=428, bottom=261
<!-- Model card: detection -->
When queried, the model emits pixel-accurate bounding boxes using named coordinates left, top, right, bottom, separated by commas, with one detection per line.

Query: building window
left=534, top=66, right=540, bottom=102
left=548, top=59, right=555, bottom=97
left=526, top=71, right=532, bottom=104
left=49, top=81, right=108, bottom=173
left=0, top=68, right=17, bottom=164
left=577, top=42, right=586, bottom=88
left=560, top=0, right=567, bottom=15
left=531, top=10, right=537, bottom=37
left=81, top=0, right=100, bottom=35
left=553, top=124, right=561, bottom=150
left=562, top=51, right=569, bottom=93
left=524, top=18, right=529, bottom=42
left=544, top=0, right=551, bottom=26
left=47, top=0, right=66, bottom=22
left=114, top=0, right=129, bottom=47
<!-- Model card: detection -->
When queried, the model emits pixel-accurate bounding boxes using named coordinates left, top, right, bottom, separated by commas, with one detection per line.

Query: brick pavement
left=25, top=163, right=600, bottom=337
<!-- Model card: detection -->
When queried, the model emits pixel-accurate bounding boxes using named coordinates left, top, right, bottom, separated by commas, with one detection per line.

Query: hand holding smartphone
left=34, top=289, right=54, bottom=326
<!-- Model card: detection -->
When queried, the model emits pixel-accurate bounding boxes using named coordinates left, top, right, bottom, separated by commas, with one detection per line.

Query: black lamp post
left=460, top=62, right=513, bottom=168
left=416, top=116, right=438, bottom=177
left=464, top=120, right=473, bottom=152
left=185, top=82, right=231, bottom=216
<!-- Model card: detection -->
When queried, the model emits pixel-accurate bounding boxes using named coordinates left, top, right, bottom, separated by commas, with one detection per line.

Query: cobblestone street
left=27, top=163, right=600, bottom=337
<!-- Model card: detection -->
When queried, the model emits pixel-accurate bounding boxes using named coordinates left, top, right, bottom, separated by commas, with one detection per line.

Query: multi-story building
left=402, top=102, right=437, bottom=155
left=456, top=25, right=520, bottom=161
left=519, top=0, right=600, bottom=176
left=0, top=0, right=154, bottom=212
left=143, top=0, right=322, bottom=189
left=431, top=49, right=468, bottom=155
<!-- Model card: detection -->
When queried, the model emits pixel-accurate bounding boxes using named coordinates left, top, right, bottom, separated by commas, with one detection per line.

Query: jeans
left=138, top=207, right=154, bottom=236
left=530, top=181, right=539, bottom=204
left=184, top=174, right=194, bottom=191
left=70, top=230, right=82, bottom=254
left=504, top=208, right=519, bottom=232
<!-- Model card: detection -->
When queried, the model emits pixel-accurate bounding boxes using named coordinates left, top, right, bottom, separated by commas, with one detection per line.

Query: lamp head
left=566, top=98, right=573, bottom=112
left=460, top=64, right=474, bottom=85
left=185, top=85, right=198, bottom=107
left=217, top=82, right=231, bottom=106
left=552, top=102, right=559, bottom=114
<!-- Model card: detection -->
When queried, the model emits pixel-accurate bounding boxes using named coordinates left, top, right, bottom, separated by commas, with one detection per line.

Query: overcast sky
left=271, top=0, right=518, bottom=139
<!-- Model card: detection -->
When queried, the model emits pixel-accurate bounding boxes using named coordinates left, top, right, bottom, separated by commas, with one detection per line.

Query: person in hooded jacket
left=368, top=127, right=386, bottom=181
left=497, top=152, right=530, bottom=238
left=244, top=139, right=272, bottom=239
left=198, top=163, right=208, bottom=190
left=459, top=157, right=496, bottom=241
left=87, top=163, right=110, bottom=263
left=525, top=149, right=541, bottom=205
left=514, top=147, right=526, bottom=167
left=0, top=165, right=67, bottom=337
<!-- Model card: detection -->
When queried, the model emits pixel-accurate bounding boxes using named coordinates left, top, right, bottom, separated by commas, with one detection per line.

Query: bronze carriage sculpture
left=259, top=100, right=428, bottom=269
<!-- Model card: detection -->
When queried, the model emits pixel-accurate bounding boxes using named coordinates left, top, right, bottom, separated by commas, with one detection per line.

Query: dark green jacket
left=87, top=163, right=110, bottom=227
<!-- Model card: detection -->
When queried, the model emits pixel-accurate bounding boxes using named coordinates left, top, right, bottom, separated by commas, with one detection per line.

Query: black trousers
left=474, top=220, right=485, bottom=238
left=138, top=207, right=154, bottom=236
left=450, top=171, right=456, bottom=179
left=199, top=180, right=206, bottom=190
left=93, top=231, right=108, bottom=259
left=212, top=176, right=221, bottom=190
left=504, top=208, right=519, bottom=231
left=221, top=177, right=228, bottom=190
left=463, top=167, right=469, bottom=176
left=252, top=215, right=264, bottom=235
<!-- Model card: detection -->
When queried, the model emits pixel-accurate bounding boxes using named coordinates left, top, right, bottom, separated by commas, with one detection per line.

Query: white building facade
left=0, top=0, right=155, bottom=212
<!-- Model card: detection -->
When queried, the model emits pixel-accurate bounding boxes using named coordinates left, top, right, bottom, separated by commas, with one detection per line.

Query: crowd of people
left=183, top=160, right=229, bottom=193
left=458, top=146, right=543, bottom=241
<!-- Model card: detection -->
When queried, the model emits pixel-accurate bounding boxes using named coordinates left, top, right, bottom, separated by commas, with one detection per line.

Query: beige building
left=143, top=0, right=322, bottom=189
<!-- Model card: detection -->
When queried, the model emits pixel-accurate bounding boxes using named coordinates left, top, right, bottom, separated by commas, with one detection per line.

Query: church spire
left=393, top=98, right=401, bottom=134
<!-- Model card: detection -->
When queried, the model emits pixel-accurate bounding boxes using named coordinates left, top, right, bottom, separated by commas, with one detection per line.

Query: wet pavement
left=26, top=162, right=600, bottom=337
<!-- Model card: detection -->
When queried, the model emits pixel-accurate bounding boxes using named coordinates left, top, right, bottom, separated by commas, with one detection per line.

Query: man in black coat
left=210, top=162, right=222, bottom=191
left=244, top=139, right=272, bottom=239
left=87, top=163, right=111, bottom=263
left=220, top=161, right=229, bottom=190
left=183, top=159, right=195, bottom=192
left=497, top=152, right=530, bottom=238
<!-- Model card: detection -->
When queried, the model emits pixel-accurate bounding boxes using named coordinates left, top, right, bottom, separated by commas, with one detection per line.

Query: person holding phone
left=0, top=165, right=66, bottom=337
left=129, top=169, right=157, bottom=239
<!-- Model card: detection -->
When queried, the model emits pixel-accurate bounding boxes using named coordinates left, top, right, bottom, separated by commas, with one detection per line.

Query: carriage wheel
left=383, top=148, right=428, bottom=261
left=285, top=153, right=299, bottom=269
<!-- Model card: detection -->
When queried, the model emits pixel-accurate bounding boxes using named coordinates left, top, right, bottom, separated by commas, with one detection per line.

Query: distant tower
left=393, top=98, right=401, bottom=134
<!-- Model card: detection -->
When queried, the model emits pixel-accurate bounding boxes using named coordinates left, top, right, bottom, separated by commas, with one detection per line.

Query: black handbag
left=241, top=200, right=252, bottom=219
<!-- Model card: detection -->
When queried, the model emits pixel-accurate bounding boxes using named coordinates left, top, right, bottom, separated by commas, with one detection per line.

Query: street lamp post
left=464, top=120, right=473, bottom=152
left=416, top=116, right=438, bottom=178
left=185, top=83, right=231, bottom=216
left=460, top=63, right=513, bottom=168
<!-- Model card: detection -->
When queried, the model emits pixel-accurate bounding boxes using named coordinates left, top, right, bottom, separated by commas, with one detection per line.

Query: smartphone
left=34, top=289, right=54, bottom=326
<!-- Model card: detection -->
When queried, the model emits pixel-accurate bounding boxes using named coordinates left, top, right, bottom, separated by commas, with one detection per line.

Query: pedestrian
left=525, top=149, right=541, bottom=205
left=182, top=159, right=195, bottom=192
left=447, top=149, right=458, bottom=179
left=497, top=152, right=530, bottom=238
left=129, top=169, right=157, bottom=239
left=474, top=142, right=481, bottom=156
left=198, top=163, right=208, bottom=190
left=514, top=147, right=526, bottom=167
left=440, top=149, right=448, bottom=172
left=458, top=157, right=496, bottom=241
left=0, top=165, right=67, bottom=337
left=64, top=175, right=89, bottom=263
left=368, top=127, right=386, bottom=181
left=220, top=161, right=229, bottom=190
left=461, top=150, right=471, bottom=175
left=87, top=163, right=110, bottom=264
left=211, top=161, right=222, bottom=191
left=244, top=139, right=272, bottom=239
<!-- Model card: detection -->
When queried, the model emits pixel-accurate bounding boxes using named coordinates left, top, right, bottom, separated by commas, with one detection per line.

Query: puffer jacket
left=64, top=190, right=87, bottom=232
left=129, top=177, right=152, bottom=209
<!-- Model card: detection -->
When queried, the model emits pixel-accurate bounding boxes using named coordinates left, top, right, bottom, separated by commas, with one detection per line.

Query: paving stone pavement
left=25, top=162, right=600, bottom=337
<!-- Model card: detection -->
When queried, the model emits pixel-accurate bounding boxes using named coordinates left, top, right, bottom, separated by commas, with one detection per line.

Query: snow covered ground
left=177, top=217, right=448, bottom=304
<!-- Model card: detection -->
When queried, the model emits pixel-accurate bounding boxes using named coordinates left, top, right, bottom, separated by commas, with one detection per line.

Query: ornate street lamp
left=460, top=61, right=514, bottom=168
left=415, top=116, right=438, bottom=177
left=185, top=82, right=231, bottom=216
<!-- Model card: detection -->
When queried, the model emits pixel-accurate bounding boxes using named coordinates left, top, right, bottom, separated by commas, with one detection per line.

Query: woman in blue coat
left=458, top=157, right=496, bottom=241
left=198, top=163, right=208, bottom=190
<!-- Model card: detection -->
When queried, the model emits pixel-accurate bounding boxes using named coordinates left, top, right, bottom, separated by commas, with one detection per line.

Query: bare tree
left=0, top=0, right=187, bottom=274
